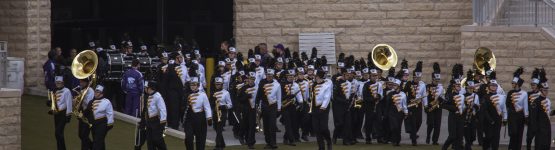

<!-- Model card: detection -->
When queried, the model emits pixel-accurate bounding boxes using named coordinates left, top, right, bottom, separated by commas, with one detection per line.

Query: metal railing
left=474, top=0, right=555, bottom=26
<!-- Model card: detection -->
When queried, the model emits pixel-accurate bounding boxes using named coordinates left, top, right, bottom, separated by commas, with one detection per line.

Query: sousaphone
left=71, top=50, right=98, bottom=123
left=371, top=44, right=398, bottom=71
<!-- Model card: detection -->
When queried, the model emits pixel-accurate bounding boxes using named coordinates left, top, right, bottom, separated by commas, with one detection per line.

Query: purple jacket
left=121, top=68, right=144, bottom=95
left=43, top=59, right=56, bottom=91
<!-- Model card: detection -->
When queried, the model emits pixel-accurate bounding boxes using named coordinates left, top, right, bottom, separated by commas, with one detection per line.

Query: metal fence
left=474, top=0, right=555, bottom=26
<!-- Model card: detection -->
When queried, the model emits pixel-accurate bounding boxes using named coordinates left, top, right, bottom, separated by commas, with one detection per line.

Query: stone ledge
left=460, top=25, right=542, bottom=33
left=0, top=89, right=21, bottom=98
left=540, top=27, right=555, bottom=44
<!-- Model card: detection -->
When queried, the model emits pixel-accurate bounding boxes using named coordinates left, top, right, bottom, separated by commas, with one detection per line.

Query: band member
left=507, top=67, right=528, bottom=150
left=529, top=68, right=551, bottom=149
left=256, top=60, right=282, bottom=149
left=334, top=55, right=357, bottom=145
left=405, top=61, right=426, bottom=146
left=122, top=59, right=144, bottom=117
left=351, top=58, right=366, bottom=141
left=312, top=67, right=333, bottom=150
left=398, top=60, right=413, bottom=145
left=526, top=68, right=541, bottom=150
left=362, top=59, right=383, bottom=144
left=228, top=63, right=245, bottom=140
left=425, top=62, right=444, bottom=145
left=442, top=64, right=465, bottom=150
left=212, top=77, right=233, bottom=150
left=377, top=67, right=396, bottom=144
left=73, top=78, right=95, bottom=150
left=183, top=75, right=212, bottom=150
left=386, top=69, right=408, bottom=146
left=48, top=76, right=73, bottom=150
left=142, top=81, right=168, bottom=150
left=463, top=70, right=480, bottom=150
left=238, top=65, right=258, bottom=149
left=281, top=62, right=303, bottom=146
left=165, top=52, right=185, bottom=129
left=85, top=85, right=115, bottom=150
left=295, top=59, right=311, bottom=142
left=481, top=70, right=507, bottom=150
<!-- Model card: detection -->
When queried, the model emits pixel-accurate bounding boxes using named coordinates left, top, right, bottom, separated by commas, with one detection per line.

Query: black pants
left=78, top=119, right=92, bottom=150
left=426, top=109, right=442, bottom=143
left=134, top=125, right=147, bottom=150
left=388, top=112, right=404, bottom=145
left=54, top=112, right=68, bottom=150
left=482, top=120, right=501, bottom=150
left=184, top=111, right=207, bottom=150
left=312, top=108, right=332, bottom=150
left=240, top=107, right=257, bottom=146
left=282, top=106, right=296, bottom=143
left=364, top=110, right=376, bottom=142
left=526, top=125, right=535, bottom=150
left=464, top=120, right=477, bottom=150
left=405, top=107, right=422, bottom=144
left=91, top=119, right=108, bottom=150
left=352, top=108, right=364, bottom=139
left=165, top=91, right=181, bottom=129
left=229, top=108, right=241, bottom=138
left=262, top=104, right=277, bottom=147
left=443, top=114, right=464, bottom=150
left=535, top=118, right=551, bottom=150
left=508, top=112, right=525, bottom=150
left=300, top=104, right=312, bottom=137
left=106, top=81, right=124, bottom=111
left=214, top=108, right=228, bottom=149
left=146, top=118, right=167, bottom=150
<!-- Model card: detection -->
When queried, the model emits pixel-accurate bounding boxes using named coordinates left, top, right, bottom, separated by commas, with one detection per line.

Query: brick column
left=0, top=89, right=22, bottom=150
left=0, top=0, right=51, bottom=95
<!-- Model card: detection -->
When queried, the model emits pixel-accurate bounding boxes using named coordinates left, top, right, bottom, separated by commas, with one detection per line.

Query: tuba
left=371, top=44, right=398, bottom=71
left=71, top=50, right=98, bottom=123
left=474, top=47, right=496, bottom=75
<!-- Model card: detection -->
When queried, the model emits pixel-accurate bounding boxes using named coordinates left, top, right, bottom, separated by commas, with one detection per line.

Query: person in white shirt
left=183, top=76, right=212, bottom=150
left=142, top=81, right=168, bottom=150
left=86, top=85, right=114, bottom=150
left=211, top=77, right=232, bottom=150
left=50, top=76, right=73, bottom=150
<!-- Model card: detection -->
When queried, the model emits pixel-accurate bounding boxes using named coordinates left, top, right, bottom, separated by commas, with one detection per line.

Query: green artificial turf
left=22, top=94, right=495, bottom=150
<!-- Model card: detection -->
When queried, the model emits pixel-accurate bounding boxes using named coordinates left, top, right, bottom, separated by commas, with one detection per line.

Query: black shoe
left=392, top=143, right=400, bottom=146
left=327, top=144, right=333, bottom=150
left=332, top=137, right=337, bottom=144
left=425, top=138, right=430, bottom=144
left=412, top=142, right=417, bottom=146
left=366, top=140, right=372, bottom=144
left=285, top=142, right=296, bottom=146
left=294, top=138, right=301, bottom=143
left=239, top=138, right=245, bottom=145
left=432, top=142, right=439, bottom=145
left=264, top=145, right=273, bottom=149
left=301, top=135, right=309, bottom=142
left=248, top=145, right=255, bottom=149
left=134, top=146, right=141, bottom=150
left=271, top=145, right=278, bottom=149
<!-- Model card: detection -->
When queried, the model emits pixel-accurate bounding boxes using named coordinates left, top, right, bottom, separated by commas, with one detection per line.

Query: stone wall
left=460, top=26, right=555, bottom=96
left=234, top=0, right=473, bottom=83
left=0, top=89, right=22, bottom=150
left=0, top=0, right=51, bottom=94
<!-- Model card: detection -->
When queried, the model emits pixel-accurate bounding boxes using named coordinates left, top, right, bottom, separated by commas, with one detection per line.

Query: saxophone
left=309, top=84, right=321, bottom=114
left=454, top=95, right=463, bottom=114
left=427, top=86, right=440, bottom=112
left=282, top=84, right=293, bottom=108
left=408, top=84, right=425, bottom=108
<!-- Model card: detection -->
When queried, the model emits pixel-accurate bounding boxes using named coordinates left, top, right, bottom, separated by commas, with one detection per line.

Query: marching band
left=43, top=40, right=554, bottom=150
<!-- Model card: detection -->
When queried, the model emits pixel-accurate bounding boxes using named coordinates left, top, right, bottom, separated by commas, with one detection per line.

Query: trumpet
left=308, top=84, right=321, bottom=114
left=369, top=83, right=380, bottom=112
left=511, top=92, right=523, bottom=112
left=214, top=91, right=224, bottom=123
left=48, top=90, right=60, bottom=114
left=255, top=106, right=263, bottom=132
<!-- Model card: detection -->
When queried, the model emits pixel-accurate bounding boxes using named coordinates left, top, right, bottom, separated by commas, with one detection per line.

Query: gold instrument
left=371, top=44, right=398, bottom=71
left=427, top=86, right=441, bottom=112
left=474, top=47, right=496, bottom=75
left=71, top=50, right=98, bottom=123
left=49, top=90, right=61, bottom=114
left=214, top=91, right=223, bottom=122
left=369, top=83, right=380, bottom=112
left=282, top=84, right=294, bottom=108
left=464, top=94, right=476, bottom=125
left=408, top=84, right=426, bottom=108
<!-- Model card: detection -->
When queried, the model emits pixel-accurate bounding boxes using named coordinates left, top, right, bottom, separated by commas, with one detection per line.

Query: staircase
left=495, top=0, right=555, bottom=26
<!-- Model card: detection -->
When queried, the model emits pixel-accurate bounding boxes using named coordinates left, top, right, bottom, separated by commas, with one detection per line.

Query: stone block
left=336, top=20, right=364, bottom=27
left=378, top=3, right=405, bottom=11
left=416, top=27, right=442, bottom=34
left=381, top=19, right=404, bottom=26
left=236, top=12, right=264, bottom=20
left=324, top=12, right=354, bottom=19
left=431, top=35, right=455, bottom=42
left=386, top=11, right=411, bottom=19
left=241, top=4, right=261, bottom=11
left=353, top=12, right=386, bottom=19
left=282, top=28, right=300, bottom=36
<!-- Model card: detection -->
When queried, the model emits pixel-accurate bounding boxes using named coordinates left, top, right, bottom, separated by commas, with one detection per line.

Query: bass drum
left=137, top=56, right=152, bottom=74
left=106, top=53, right=125, bottom=81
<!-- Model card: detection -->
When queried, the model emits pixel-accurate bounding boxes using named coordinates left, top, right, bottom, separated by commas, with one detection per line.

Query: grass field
left=22, top=94, right=493, bottom=150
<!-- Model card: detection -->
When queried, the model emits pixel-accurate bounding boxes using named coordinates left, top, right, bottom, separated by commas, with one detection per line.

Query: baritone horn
left=71, top=50, right=98, bottom=122
left=474, top=47, right=496, bottom=75
left=371, top=44, right=398, bottom=71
